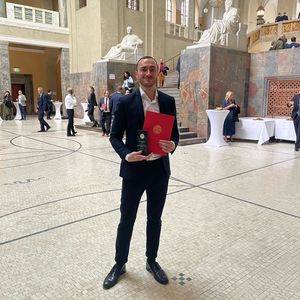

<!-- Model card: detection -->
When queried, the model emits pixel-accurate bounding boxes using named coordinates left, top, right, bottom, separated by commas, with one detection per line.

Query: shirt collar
left=139, top=87, right=158, bottom=103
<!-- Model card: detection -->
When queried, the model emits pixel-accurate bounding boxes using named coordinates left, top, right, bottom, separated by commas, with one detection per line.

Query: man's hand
left=159, top=140, right=175, bottom=154
left=127, top=151, right=153, bottom=162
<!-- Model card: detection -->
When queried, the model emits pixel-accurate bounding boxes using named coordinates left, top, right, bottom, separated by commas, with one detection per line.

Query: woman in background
left=222, top=91, right=240, bottom=142
left=3, top=91, right=13, bottom=120
left=122, top=71, right=134, bottom=93
left=157, top=59, right=168, bottom=87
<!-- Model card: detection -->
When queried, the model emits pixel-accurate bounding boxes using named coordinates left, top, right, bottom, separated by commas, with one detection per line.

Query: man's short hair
left=136, top=56, right=158, bottom=70
left=291, top=36, right=296, bottom=42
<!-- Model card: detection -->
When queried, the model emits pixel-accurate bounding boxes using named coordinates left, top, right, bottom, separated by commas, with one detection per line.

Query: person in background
left=3, top=91, right=13, bottom=120
left=275, top=13, right=282, bottom=22
left=125, top=89, right=130, bottom=95
left=222, top=90, right=240, bottom=142
left=287, top=93, right=300, bottom=151
left=87, top=86, right=98, bottom=128
left=281, top=12, right=288, bottom=21
left=65, top=88, right=77, bottom=136
left=103, top=56, right=179, bottom=290
left=37, top=87, right=51, bottom=132
left=269, top=34, right=287, bottom=50
left=17, top=90, right=27, bottom=120
left=157, top=58, right=167, bottom=87
left=286, top=36, right=300, bottom=48
left=46, top=90, right=53, bottom=119
left=110, top=86, right=123, bottom=128
left=99, top=90, right=112, bottom=136
left=122, top=71, right=135, bottom=93
left=176, top=55, right=181, bottom=89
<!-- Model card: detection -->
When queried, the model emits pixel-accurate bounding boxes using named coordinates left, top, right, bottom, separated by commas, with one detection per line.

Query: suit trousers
left=101, top=112, right=111, bottom=134
left=293, top=115, right=300, bottom=150
left=115, top=158, right=169, bottom=266
left=38, top=112, right=50, bottom=131
left=67, top=109, right=75, bottom=134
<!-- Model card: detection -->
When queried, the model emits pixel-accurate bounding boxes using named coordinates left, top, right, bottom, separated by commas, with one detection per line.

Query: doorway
left=11, top=74, right=34, bottom=114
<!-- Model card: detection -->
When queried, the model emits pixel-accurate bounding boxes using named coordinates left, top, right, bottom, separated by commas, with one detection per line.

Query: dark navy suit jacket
left=291, top=94, right=300, bottom=119
left=38, top=93, right=47, bottom=114
left=110, top=89, right=179, bottom=180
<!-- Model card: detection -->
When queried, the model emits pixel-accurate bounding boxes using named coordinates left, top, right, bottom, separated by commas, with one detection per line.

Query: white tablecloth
left=235, top=117, right=275, bottom=145
left=274, top=118, right=296, bottom=141
left=54, top=102, right=62, bottom=120
left=205, top=109, right=229, bottom=147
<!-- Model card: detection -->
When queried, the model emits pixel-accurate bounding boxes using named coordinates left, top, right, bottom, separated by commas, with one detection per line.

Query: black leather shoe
left=46, top=126, right=51, bottom=131
left=103, top=264, right=126, bottom=289
left=146, top=261, right=169, bottom=285
left=37, top=130, right=45, bottom=132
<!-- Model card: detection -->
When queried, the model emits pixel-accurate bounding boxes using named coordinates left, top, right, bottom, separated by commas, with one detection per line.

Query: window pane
left=14, top=6, right=23, bottom=20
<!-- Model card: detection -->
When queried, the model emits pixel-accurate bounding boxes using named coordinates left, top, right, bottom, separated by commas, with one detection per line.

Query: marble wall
left=180, top=45, right=250, bottom=138
left=0, top=41, right=11, bottom=94
left=248, top=48, right=300, bottom=117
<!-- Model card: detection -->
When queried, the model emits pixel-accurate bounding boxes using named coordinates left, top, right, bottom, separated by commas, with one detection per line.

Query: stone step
left=178, top=137, right=206, bottom=146
left=76, top=124, right=102, bottom=132
left=179, top=131, right=198, bottom=139
left=179, top=127, right=189, bottom=133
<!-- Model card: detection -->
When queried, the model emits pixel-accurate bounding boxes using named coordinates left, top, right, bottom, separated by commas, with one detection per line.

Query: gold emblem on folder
left=153, top=125, right=162, bottom=135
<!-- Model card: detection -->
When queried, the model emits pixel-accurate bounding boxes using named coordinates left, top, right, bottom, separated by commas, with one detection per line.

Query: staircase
left=159, top=70, right=205, bottom=146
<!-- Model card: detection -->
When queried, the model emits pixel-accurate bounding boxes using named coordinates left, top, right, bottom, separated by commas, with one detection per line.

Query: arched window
left=181, top=0, right=189, bottom=26
left=126, top=0, right=139, bottom=11
left=166, top=0, right=172, bottom=22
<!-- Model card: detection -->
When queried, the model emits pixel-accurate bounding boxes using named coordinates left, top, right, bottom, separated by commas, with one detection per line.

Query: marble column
left=60, top=48, right=70, bottom=116
left=0, top=41, right=11, bottom=93
left=58, top=0, right=68, bottom=28
left=0, top=0, right=5, bottom=18
left=188, top=0, right=195, bottom=39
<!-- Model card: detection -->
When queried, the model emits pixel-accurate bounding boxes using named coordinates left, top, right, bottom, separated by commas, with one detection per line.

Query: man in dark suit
left=37, top=87, right=50, bottom=132
left=99, top=90, right=112, bottom=136
left=103, top=56, right=179, bottom=289
left=288, top=93, right=300, bottom=151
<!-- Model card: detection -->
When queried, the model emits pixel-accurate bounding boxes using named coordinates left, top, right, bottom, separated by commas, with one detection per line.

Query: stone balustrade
left=248, top=19, right=300, bottom=52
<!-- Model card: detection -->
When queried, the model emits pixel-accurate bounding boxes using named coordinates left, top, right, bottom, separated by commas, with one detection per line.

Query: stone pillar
left=188, top=0, right=195, bottom=39
left=0, top=41, right=11, bottom=92
left=58, top=0, right=67, bottom=28
left=60, top=48, right=70, bottom=116
left=0, top=0, right=5, bottom=18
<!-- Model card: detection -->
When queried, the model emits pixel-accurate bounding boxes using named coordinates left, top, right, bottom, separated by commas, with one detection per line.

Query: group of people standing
left=1, top=90, right=27, bottom=120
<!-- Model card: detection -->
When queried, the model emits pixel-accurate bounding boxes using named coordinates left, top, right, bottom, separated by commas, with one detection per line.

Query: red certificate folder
left=143, top=111, right=175, bottom=156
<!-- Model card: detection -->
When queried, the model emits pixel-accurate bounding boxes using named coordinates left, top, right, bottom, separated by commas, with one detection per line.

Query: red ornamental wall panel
left=268, top=79, right=300, bottom=116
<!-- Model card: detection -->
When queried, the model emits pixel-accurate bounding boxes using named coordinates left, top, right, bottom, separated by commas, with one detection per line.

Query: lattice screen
left=268, top=80, right=300, bottom=116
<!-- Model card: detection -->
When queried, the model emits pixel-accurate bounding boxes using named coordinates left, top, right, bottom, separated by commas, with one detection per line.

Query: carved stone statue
left=197, top=0, right=239, bottom=46
left=102, top=26, right=143, bottom=61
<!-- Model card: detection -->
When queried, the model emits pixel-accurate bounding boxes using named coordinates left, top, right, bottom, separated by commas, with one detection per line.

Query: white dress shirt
left=65, top=94, right=77, bottom=109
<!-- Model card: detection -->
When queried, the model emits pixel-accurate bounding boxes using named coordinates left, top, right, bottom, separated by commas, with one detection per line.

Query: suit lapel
left=135, top=89, right=145, bottom=121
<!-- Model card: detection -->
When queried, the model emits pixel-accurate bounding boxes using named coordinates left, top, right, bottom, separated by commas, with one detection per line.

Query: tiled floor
left=1, top=117, right=300, bottom=300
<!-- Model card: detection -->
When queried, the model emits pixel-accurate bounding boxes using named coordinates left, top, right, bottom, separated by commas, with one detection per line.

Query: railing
left=165, top=53, right=180, bottom=71
left=248, top=19, right=300, bottom=50
left=165, top=21, right=203, bottom=41
left=6, top=2, right=59, bottom=27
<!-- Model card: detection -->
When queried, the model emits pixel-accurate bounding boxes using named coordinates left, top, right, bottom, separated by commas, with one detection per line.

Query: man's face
left=37, top=88, right=42, bottom=94
left=104, top=91, right=109, bottom=98
left=135, top=58, right=158, bottom=89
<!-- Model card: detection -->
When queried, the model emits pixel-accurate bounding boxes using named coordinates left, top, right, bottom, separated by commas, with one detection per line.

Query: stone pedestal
left=92, top=59, right=137, bottom=95
left=180, top=44, right=250, bottom=139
